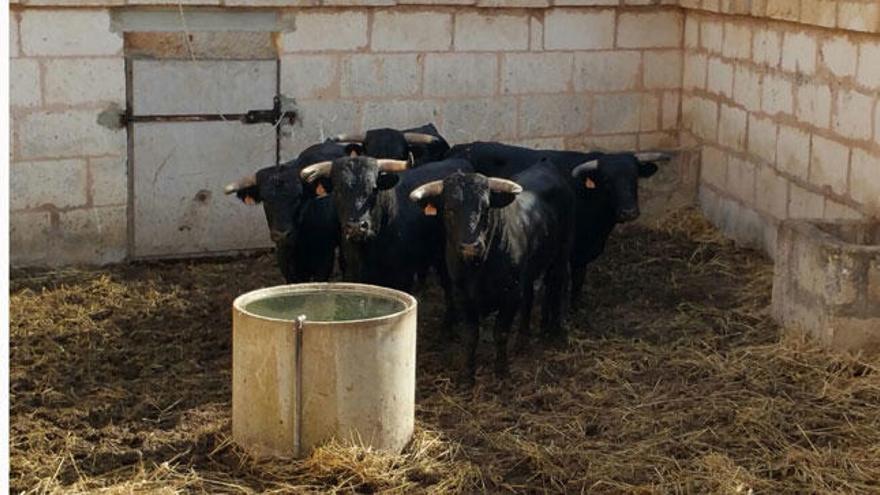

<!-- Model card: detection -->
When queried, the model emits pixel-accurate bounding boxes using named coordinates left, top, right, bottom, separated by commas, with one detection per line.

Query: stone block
left=727, top=156, right=756, bottom=203
left=45, top=58, right=124, bottom=106
left=722, top=21, right=751, bottom=60
left=512, top=137, right=566, bottom=150
left=519, top=94, right=589, bottom=137
left=643, top=50, right=682, bottom=89
left=476, top=0, right=548, bottom=6
left=442, top=97, right=517, bottom=143
left=280, top=55, right=340, bottom=99
left=718, top=103, right=747, bottom=151
left=90, top=156, right=127, bottom=206
left=692, top=97, right=719, bottom=141
left=20, top=9, right=121, bottom=56
left=850, top=148, right=880, bottom=214
left=833, top=90, right=873, bottom=141
left=752, top=28, right=781, bottom=67
left=776, top=125, right=810, bottom=180
left=281, top=11, right=368, bottom=52
left=637, top=131, right=678, bottom=150
left=574, top=51, right=640, bottom=92
left=838, top=1, right=880, bottom=33
left=821, top=36, right=858, bottom=78
left=530, top=16, right=543, bottom=51
left=766, top=0, right=800, bottom=21
left=707, top=57, right=734, bottom=98
left=733, top=65, right=762, bottom=113
left=502, top=53, right=572, bottom=94
left=700, top=145, right=728, bottom=188
left=684, top=15, right=699, bottom=49
left=10, top=59, right=40, bottom=108
left=800, top=0, right=837, bottom=27
left=10, top=14, right=19, bottom=58
left=592, top=94, right=641, bottom=134
left=700, top=18, right=723, bottom=53
left=756, top=165, right=788, bottom=219
left=280, top=100, right=360, bottom=157
left=809, top=135, right=849, bottom=195
left=10, top=159, right=88, bottom=210
left=781, top=31, right=817, bottom=75
left=362, top=100, right=441, bottom=134
left=454, top=12, right=529, bottom=51
left=640, top=94, right=660, bottom=132
left=10, top=211, right=53, bottom=267
left=19, top=110, right=126, bottom=160
left=372, top=11, right=452, bottom=52
left=617, top=11, right=682, bottom=49
left=761, top=73, right=793, bottom=116
left=683, top=53, right=708, bottom=90
left=795, top=81, right=831, bottom=128
left=424, top=53, right=497, bottom=97
left=568, top=134, right=638, bottom=152
left=544, top=8, right=614, bottom=50
left=341, top=54, right=421, bottom=98
left=661, top=92, right=679, bottom=131
left=824, top=200, right=863, bottom=220
left=789, top=183, right=824, bottom=218
left=58, top=206, right=127, bottom=265
left=857, top=41, right=880, bottom=88
left=748, top=114, right=777, bottom=164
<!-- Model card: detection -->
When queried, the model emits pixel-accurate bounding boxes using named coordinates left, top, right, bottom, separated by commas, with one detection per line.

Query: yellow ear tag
left=585, top=178, right=597, bottom=189
left=424, top=204, right=438, bottom=216
left=315, top=183, right=328, bottom=198
left=244, top=195, right=256, bottom=205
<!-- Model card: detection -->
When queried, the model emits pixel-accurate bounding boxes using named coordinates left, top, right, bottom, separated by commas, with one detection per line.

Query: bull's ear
left=236, top=186, right=262, bottom=205
left=345, top=143, right=365, bottom=157
left=489, top=191, right=517, bottom=209
left=377, top=172, right=400, bottom=191
left=638, top=161, right=659, bottom=178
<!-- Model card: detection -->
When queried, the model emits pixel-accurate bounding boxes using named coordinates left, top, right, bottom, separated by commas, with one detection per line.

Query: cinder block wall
left=9, top=1, right=683, bottom=267
left=680, top=0, right=880, bottom=257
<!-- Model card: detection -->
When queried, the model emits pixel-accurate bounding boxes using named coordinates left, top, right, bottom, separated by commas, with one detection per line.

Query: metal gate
left=127, top=58, right=294, bottom=259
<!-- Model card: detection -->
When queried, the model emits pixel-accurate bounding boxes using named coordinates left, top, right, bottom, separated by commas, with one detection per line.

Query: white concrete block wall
left=681, top=6, right=880, bottom=258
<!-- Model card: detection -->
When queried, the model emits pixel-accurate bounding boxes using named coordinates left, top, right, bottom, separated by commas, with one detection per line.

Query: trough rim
left=232, top=282, right=418, bottom=325
left=779, top=218, right=880, bottom=254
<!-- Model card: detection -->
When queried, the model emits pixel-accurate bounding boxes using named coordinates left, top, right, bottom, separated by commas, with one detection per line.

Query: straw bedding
left=10, top=208, right=880, bottom=494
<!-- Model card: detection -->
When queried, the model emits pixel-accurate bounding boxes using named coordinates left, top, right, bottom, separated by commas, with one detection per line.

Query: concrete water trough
left=772, top=219, right=880, bottom=354
left=231, top=283, right=417, bottom=458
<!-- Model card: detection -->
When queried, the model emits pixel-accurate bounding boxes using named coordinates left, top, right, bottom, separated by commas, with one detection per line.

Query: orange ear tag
left=244, top=195, right=256, bottom=205
left=585, top=178, right=597, bottom=189
left=424, top=204, right=438, bottom=216
left=315, top=183, right=328, bottom=198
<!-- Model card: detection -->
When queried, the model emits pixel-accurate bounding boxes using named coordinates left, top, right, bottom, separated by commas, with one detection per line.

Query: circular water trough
left=232, top=283, right=417, bottom=458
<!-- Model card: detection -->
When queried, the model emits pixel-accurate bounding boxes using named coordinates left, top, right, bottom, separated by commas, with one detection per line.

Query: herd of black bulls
left=224, top=123, right=671, bottom=384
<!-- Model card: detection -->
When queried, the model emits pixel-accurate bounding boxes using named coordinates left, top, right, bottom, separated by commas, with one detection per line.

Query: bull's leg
left=437, top=267, right=460, bottom=340
left=514, top=282, right=534, bottom=353
left=542, top=261, right=570, bottom=346
left=462, top=303, right=480, bottom=386
left=493, top=303, right=517, bottom=379
left=570, top=261, right=587, bottom=306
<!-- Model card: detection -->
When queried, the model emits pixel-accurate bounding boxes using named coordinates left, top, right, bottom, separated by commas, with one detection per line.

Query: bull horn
left=409, top=180, right=444, bottom=203
left=403, top=132, right=439, bottom=145
left=300, top=161, right=333, bottom=183
left=330, top=133, right=365, bottom=143
left=223, top=174, right=257, bottom=194
left=377, top=159, right=410, bottom=173
left=571, top=160, right=599, bottom=178
left=634, top=151, right=673, bottom=162
left=487, top=178, right=523, bottom=195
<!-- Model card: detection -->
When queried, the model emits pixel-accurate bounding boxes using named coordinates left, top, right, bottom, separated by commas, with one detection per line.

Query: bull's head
left=571, top=151, right=670, bottom=223
left=331, top=129, right=438, bottom=163
left=300, top=156, right=409, bottom=242
left=410, top=172, right=521, bottom=263
left=224, top=164, right=311, bottom=246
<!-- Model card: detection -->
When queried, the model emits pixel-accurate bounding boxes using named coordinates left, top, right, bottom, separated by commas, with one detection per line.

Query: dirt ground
left=10, top=208, right=880, bottom=494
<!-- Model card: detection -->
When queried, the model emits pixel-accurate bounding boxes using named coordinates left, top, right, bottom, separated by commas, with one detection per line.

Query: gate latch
left=243, top=96, right=298, bottom=126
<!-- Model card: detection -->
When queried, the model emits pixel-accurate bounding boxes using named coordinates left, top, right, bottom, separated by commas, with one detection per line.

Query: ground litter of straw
left=10, top=208, right=880, bottom=494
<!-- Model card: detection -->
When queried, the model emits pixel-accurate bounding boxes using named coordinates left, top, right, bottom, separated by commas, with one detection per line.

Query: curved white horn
left=487, top=177, right=523, bottom=195
left=634, top=151, right=673, bottom=162
left=409, top=180, right=445, bottom=203
left=377, top=159, right=410, bottom=173
left=300, top=161, right=333, bottom=183
left=571, top=160, right=599, bottom=178
left=223, top=174, right=257, bottom=194
left=330, top=133, right=365, bottom=143
left=403, top=132, right=439, bottom=145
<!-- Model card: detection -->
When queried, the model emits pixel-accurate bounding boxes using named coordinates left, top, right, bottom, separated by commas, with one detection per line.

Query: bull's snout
left=458, top=241, right=485, bottom=261
left=270, top=229, right=292, bottom=243
left=344, top=220, right=371, bottom=240
left=617, top=208, right=640, bottom=223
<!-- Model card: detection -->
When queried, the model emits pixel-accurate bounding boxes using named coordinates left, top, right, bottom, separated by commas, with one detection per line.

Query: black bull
left=445, top=142, right=670, bottom=302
